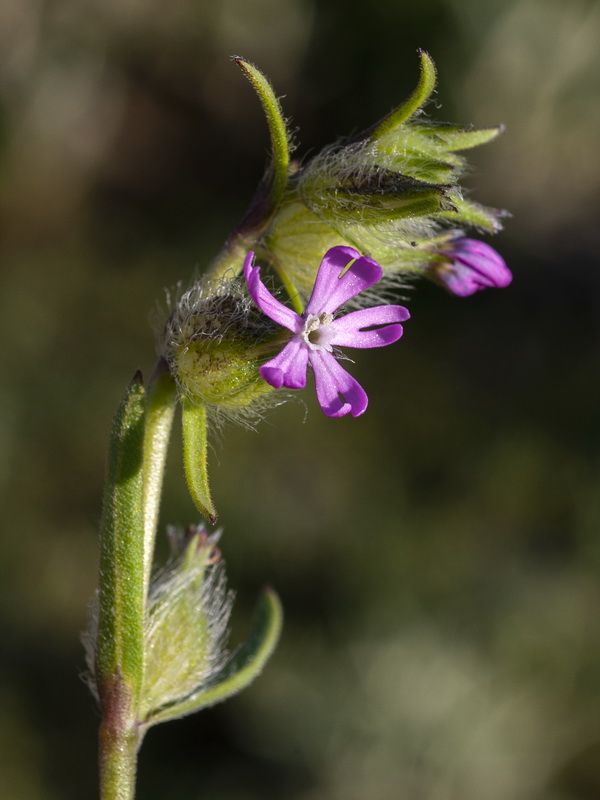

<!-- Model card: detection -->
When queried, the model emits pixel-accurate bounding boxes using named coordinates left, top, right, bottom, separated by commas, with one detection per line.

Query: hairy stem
left=98, top=679, right=142, bottom=800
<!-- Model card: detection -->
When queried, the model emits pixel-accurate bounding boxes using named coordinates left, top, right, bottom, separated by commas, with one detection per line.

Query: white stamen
left=300, top=313, right=334, bottom=351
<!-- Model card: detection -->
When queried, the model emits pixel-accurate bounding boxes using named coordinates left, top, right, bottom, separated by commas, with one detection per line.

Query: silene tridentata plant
left=84, top=51, right=511, bottom=799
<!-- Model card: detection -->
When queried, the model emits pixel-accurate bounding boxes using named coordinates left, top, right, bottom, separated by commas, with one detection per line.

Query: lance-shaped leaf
left=208, top=58, right=293, bottom=282
left=370, top=49, right=437, bottom=141
left=182, top=397, right=217, bottom=524
left=96, top=372, right=146, bottom=707
left=142, top=367, right=177, bottom=591
left=234, top=57, right=291, bottom=220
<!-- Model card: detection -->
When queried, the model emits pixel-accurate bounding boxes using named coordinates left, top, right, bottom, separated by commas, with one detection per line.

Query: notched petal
left=307, top=248, right=384, bottom=316
left=310, top=350, right=368, bottom=418
left=243, top=252, right=301, bottom=332
left=327, top=305, right=410, bottom=348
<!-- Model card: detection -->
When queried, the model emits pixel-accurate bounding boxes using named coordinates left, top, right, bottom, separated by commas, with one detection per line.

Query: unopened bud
left=426, top=236, right=512, bottom=296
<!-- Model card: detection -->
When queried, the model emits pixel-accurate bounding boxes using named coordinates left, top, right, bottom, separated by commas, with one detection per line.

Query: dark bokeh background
left=2, top=0, right=600, bottom=798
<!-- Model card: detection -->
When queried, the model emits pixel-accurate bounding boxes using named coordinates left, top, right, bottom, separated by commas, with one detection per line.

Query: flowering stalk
left=87, top=51, right=510, bottom=800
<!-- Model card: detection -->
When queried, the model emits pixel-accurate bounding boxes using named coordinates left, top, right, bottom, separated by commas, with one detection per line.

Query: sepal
left=431, top=123, right=504, bottom=152
left=299, top=159, right=454, bottom=225
left=439, top=195, right=506, bottom=233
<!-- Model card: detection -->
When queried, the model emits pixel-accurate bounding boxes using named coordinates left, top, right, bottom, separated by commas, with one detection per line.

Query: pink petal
left=441, top=239, right=512, bottom=297
left=259, top=338, right=308, bottom=389
left=327, top=305, right=410, bottom=348
left=306, top=246, right=383, bottom=316
left=309, top=350, right=368, bottom=418
left=243, top=252, right=302, bottom=332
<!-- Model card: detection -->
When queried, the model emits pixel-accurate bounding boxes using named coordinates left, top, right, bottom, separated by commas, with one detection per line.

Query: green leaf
left=235, top=57, right=291, bottom=222
left=371, top=50, right=437, bottom=141
left=142, top=366, right=177, bottom=591
left=181, top=397, right=217, bottom=524
left=207, top=59, right=292, bottom=283
left=96, top=372, right=146, bottom=704
left=142, top=588, right=283, bottom=728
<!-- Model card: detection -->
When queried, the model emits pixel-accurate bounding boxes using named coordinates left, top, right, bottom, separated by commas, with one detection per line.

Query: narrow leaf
left=234, top=57, right=291, bottom=219
left=371, top=50, right=437, bottom=140
left=207, top=59, right=292, bottom=283
left=96, top=372, right=146, bottom=704
left=142, top=366, right=177, bottom=591
left=181, top=397, right=217, bottom=524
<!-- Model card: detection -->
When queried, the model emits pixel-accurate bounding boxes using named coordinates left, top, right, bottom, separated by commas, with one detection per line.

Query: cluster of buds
left=157, top=52, right=511, bottom=519
left=205, top=52, right=509, bottom=297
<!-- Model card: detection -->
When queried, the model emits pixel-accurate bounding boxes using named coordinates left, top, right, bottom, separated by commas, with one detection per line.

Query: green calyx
left=174, top=336, right=276, bottom=409
left=283, top=50, right=503, bottom=286
left=161, top=269, right=299, bottom=524
left=163, top=278, right=288, bottom=523
left=163, top=279, right=283, bottom=412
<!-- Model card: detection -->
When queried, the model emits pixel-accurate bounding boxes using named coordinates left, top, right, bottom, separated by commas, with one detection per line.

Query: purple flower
left=433, top=238, right=512, bottom=297
left=244, top=246, right=410, bottom=418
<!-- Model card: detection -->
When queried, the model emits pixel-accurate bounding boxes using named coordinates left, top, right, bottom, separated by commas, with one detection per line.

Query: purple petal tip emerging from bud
left=435, top=238, right=512, bottom=297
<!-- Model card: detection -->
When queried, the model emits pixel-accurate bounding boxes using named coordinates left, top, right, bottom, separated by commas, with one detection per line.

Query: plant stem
left=98, top=683, right=142, bottom=800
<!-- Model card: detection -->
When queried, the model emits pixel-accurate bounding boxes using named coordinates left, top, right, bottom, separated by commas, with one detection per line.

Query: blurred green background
left=1, top=0, right=600, bottom=798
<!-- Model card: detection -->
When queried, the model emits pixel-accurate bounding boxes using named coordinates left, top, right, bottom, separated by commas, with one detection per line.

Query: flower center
left=300, top=312, right=334, bottom=351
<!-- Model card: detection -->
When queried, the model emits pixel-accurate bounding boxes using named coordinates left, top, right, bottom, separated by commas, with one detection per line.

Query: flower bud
left=161, top=277, right=284, bottom=413
left=426, top=237, right=512, bottom=296
left=139, top=526, right=232, bottom=722
left=139, top=525, right=283, bottom=730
